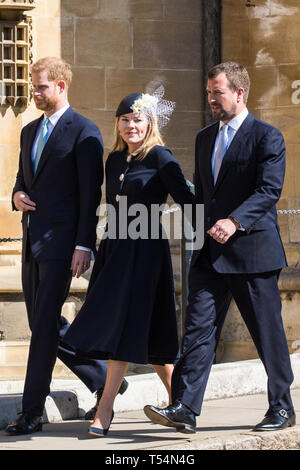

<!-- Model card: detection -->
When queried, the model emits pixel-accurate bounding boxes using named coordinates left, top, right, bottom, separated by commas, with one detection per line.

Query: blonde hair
left=31, top=57, right=72, bottom=88
left=111, top=115, right=165, bottom=160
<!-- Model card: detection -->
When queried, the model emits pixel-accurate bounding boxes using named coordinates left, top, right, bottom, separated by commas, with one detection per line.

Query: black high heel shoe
left=88, top=410, right=114, bottom=437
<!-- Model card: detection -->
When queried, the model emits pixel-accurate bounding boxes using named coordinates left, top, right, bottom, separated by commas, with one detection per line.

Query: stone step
left=0, top=265, right=89, bottom=293
left=0, top=363, right=77, bottom=381
left=0, top=341, right=29, bottom=364
left=0, top=341, right=77, bottom=380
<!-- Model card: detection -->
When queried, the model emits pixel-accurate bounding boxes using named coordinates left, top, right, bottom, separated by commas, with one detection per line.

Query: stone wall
left=61, top=0, right=203, bottom=181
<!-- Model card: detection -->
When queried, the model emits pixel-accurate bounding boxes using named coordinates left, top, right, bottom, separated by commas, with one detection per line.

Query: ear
left=236, top=87, right=245, bottom=103
left=57, top=80, right=66, bottom=93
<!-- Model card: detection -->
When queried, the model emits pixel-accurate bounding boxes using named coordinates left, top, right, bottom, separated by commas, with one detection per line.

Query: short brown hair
left=208, top=61, right=250, bottom=103
left=31, top=57, right=72, bottom=87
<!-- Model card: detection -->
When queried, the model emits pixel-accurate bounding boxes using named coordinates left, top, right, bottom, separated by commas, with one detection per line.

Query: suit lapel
left=32, top=107, right=74, bottom=182
left=213, top=112, right=255, bottom=192
left=24, top=116, right=43, bottom=187
left=202, top=123, right=219, bottom=190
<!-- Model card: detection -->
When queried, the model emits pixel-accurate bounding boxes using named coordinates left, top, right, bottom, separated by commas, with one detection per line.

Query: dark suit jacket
left=12, top=106, right=104, bottom=262
left=192, top=111, right=287, bottom=273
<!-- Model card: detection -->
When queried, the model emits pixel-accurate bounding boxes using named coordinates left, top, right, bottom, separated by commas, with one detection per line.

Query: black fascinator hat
left=116, top=93, right=142, bottom=117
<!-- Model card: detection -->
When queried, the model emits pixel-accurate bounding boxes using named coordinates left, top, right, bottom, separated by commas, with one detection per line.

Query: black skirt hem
left=74, top=348, right=177, bottom=366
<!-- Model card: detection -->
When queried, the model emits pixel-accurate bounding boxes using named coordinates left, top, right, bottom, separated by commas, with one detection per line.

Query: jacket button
left=126, top=155, right=132, bottom=163
left=116, top=195, right=120, bottom=202
left=119, top=174, right=124, bottom=181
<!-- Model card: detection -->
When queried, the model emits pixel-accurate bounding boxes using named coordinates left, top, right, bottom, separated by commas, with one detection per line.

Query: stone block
left=133, top=20, right=201, bottom=70
left=222, top=18, right=250, bottom=65
left=61, top=0, right=99, bottom=17
left=75, top=19, right=131, bottom=67
left=33, top=17, right=61, bottom=58
left=44, top=0, right=61, bottom=18
left=164, top=0, right=202, bottom=20
left=128, top=0, right=163, bottom=19
left=0, top=110, right=22, bottom=146
left=249, top=15, right=300, bottom=65
left=0, top=201, right=22, bottom=239
left=106, top=68, right=203, bottom=112
left=61, top=16, right=75, bottom=65
left=269, top=1, right=300, bottom=17
left=69, top=67, right=105, bottom=110
left=247, top=66, right=278, bottom=109
left=0, top=303, right=30, bottom=341
left=0, top=145, right=20, bottom=199
left=223, top=0, right=271, bottom=19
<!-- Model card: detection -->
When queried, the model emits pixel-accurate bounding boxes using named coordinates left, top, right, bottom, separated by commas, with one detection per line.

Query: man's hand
left=207, top=217, right=239, bottom=244
left=71, top=249, right=91, bottom=278
left=13, top=191, right=36, bottom=212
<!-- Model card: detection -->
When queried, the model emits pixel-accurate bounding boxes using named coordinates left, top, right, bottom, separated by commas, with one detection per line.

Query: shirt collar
left=43, top=103, right=70, bottom=127
left=219, top=107, right=249, bottom=131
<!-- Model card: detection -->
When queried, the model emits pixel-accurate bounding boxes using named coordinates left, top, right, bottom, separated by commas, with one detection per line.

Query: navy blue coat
left=192, top=112, right=287, bottom=273
left=64, top=145, right=195, bottom=365
left=12, top=107, right=104, bottom=262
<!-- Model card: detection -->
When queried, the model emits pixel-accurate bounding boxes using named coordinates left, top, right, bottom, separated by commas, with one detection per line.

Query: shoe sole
left=143, top=407, right=195, bottom=434
left=5, top=423, right=43, bottom=435
left=88, top=428, right=108, bottom=437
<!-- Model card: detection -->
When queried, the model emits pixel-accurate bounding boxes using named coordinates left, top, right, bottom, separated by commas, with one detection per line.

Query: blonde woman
left=64, top=89, right=195, bottom=436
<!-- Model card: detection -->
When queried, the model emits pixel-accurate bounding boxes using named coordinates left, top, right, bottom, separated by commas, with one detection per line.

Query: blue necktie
left=213, top=124, right=229, bottom=184
left=33, top=118, right=50, bottom=174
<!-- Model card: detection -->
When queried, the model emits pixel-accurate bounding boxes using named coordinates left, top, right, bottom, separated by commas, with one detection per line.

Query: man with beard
left=6, top=57, right=127, bottom=436
left=144, top=61, right=295, bottom=433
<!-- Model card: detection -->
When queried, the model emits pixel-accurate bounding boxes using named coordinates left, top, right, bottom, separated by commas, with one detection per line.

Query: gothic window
left=0, top=19, right=32, bottom=107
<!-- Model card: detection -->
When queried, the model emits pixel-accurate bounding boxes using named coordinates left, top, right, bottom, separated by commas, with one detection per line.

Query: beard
left=211, top=103, right=237, bottom=122
left=34, top=95, right=59, bottom=113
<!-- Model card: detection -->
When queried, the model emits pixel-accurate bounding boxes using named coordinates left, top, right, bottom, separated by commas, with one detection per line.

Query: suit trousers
left=172, top=243, right=294, bottom=416
left=21, top=242, right=107, bottom=416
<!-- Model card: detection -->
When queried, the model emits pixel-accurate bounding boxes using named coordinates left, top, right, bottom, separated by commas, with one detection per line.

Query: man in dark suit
left=144, top=61, right=295, bottom=433
left=5, top=57, right=127, bottom=436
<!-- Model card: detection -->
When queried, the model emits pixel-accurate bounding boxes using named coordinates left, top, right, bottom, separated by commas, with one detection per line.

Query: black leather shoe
left=144, top=400, right=196, bottom=434
left=5, top=413, right=43, bottom=436
left=84, top=378, right=129, bottom=420
left=253, top=409, right=296, bottom=432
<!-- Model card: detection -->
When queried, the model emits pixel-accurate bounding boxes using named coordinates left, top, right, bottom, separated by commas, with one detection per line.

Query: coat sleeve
left=74, top=122, right=104, bottom=252
left=11, top=128, right=26, bottom=211
left=156, top=147, right=196, bottom=230
left=229, top=126, right=286, bottom=232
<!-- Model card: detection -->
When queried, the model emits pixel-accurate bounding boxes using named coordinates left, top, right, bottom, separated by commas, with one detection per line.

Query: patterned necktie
left=33, top=118, right=50, bottom=174
left=213, top=124, right=229, bottom=184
